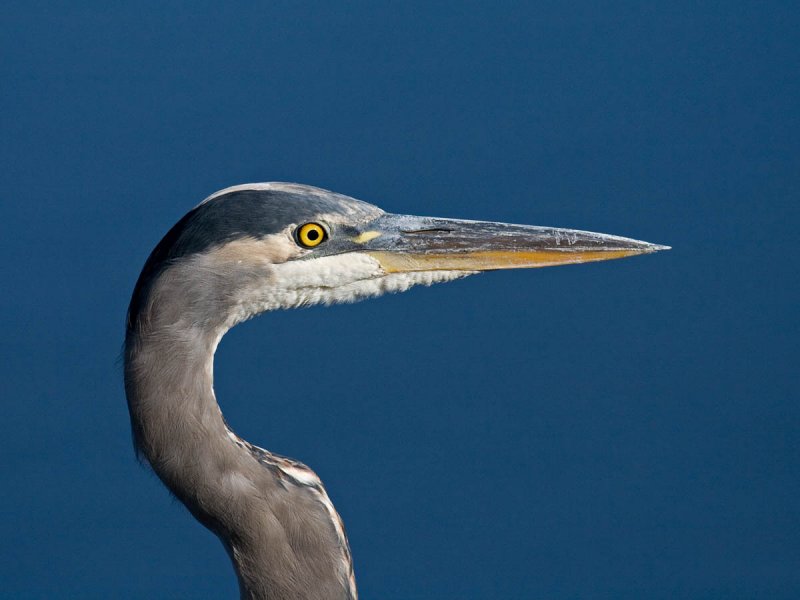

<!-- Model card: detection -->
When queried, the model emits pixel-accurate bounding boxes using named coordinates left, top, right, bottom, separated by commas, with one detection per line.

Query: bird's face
left=129, top=183, right=667, bottom=333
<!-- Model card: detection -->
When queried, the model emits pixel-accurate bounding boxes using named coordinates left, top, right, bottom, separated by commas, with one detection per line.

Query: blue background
left=2, top=2, right=798, bottom=598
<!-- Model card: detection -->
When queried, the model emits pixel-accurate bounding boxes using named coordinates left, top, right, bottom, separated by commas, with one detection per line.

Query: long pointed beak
left=355, top=214, right=669, bottom=272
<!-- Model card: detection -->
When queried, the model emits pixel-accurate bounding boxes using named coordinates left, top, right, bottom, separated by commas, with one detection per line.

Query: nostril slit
left=401, top=228, right=454, bottom=234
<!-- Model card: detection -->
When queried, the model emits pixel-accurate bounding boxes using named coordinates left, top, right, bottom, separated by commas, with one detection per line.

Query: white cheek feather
left=230, top=253, right=474, bottom=326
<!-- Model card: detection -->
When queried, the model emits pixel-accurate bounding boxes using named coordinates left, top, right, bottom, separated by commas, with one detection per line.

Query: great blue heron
left=124, top=183, right=668, bottom=599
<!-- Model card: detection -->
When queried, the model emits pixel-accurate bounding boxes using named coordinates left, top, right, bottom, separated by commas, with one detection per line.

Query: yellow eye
left=296, top=222, right=327, bottom=248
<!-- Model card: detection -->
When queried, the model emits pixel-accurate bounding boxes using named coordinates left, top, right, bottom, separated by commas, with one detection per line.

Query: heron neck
left=124, top=320, right=233, bottom=504
left=124, top=274, right=356, bottom=600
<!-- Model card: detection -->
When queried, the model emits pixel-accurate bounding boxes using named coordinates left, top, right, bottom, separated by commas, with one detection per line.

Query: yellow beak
left=356, top=214, right=669, bottom=272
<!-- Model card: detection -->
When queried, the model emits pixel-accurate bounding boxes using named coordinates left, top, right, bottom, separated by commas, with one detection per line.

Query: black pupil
left=307, top=228, right=320, bottom=241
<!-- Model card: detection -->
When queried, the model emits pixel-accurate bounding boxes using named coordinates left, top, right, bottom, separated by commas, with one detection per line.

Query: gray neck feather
left=124, top=258, right=353, bottom=600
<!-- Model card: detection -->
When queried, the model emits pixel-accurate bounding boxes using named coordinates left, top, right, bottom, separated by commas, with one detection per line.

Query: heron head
left=127, top=183, right=668, bottom=336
